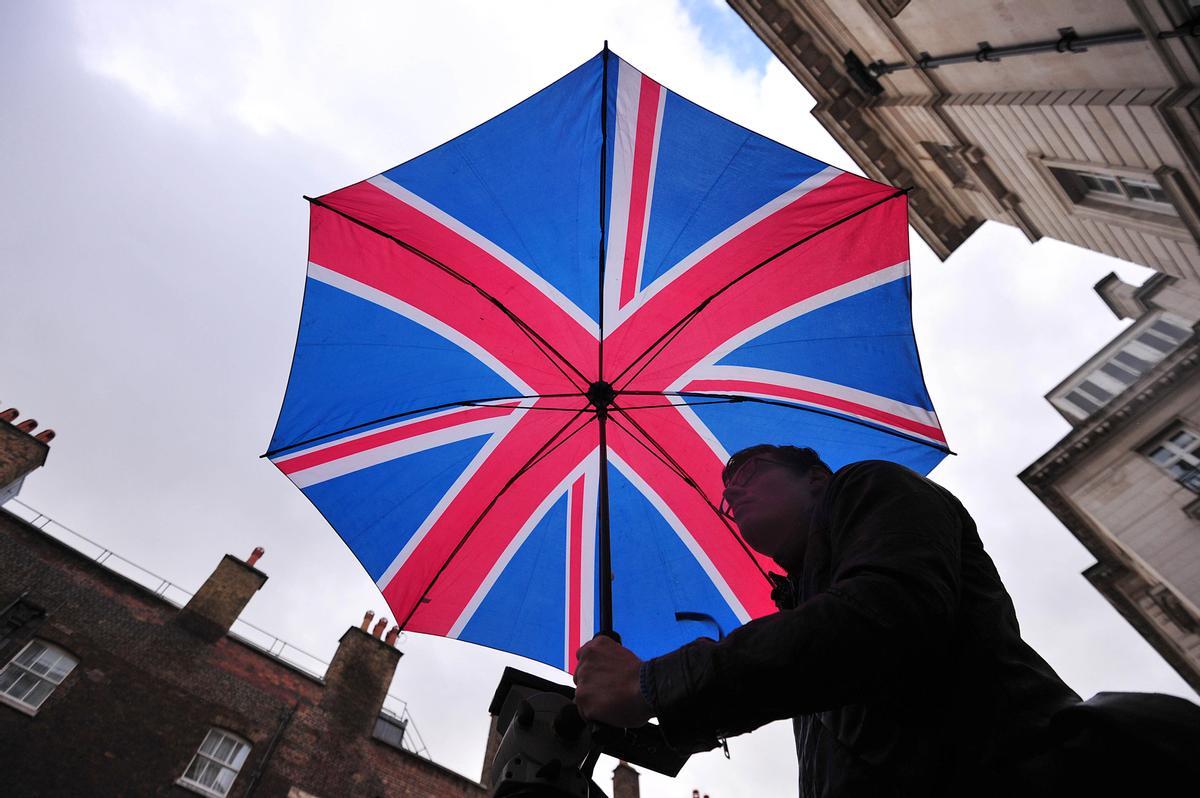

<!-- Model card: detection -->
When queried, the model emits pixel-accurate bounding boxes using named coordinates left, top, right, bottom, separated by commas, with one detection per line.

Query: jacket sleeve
left=642, top=462, right=962, bottom=752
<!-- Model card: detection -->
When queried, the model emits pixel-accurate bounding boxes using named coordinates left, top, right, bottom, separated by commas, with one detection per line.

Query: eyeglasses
left=717, top=456, right=792, bottom=520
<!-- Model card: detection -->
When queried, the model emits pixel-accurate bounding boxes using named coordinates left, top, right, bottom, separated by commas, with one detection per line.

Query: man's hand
left=573, top=635, right=653, bottom=728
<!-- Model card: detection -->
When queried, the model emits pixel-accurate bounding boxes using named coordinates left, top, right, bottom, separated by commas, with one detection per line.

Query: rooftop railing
left=1, top=497, right=429, bottom=759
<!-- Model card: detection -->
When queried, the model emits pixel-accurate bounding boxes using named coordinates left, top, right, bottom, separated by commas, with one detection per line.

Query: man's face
left=721, top=456, right=827, bottom=570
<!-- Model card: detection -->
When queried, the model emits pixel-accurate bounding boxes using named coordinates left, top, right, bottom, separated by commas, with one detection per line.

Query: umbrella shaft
left=596, top=408, right=614, bottom=636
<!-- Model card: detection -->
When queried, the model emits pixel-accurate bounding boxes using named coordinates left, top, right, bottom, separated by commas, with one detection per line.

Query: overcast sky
left=2, top=2, right=1195, bottom=796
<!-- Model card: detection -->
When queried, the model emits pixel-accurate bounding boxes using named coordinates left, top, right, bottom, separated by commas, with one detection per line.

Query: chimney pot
left=361, top=610, right=375, bottom=630
left=385, top=625, right=399, bottom=645
left=246, top=546, right=264, bottom=567
left=372, top=618, right=388, bottom=638
left=15, top=419, right=37, bottom=433
left=324, top=622, right=403, bottom=733
left=34, top=429, right=56, bottom=443
left=0, top=408, right=17, bottom=423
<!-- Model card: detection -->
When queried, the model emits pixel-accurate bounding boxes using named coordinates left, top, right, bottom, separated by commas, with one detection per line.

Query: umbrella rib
left=398, top=408, right=596, bottom=630
left=603, top=399, right=742, bottom=410
left=612, top=301, right=703, bottom=392
left=631, top=390, right=954, bottom=454
left=305, top=196, right=591, bottom=392
left=261, top=393, right=581, bottom=458
left=608, top=404, right=770, bottom=583
left=609, top=188, right=908, bottom=390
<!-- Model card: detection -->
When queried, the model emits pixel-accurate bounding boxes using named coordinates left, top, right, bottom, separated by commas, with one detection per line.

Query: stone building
left=728, top=0, right=1200, bottom=277
left=0, top=412, right=639, bottom=797
left=1019, top=274, right=1200, bottom=692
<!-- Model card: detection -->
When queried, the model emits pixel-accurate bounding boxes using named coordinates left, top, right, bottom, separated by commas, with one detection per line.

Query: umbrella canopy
left=267, top=49, right=948, bottom=673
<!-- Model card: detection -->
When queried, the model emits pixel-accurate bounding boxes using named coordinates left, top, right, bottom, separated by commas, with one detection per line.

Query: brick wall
left=0, top=510, right=486, bottom=798
left=0, top=419, right=48, bottom=496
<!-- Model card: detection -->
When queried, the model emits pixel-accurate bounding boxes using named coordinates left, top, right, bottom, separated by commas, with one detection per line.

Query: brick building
left=0, top=411, right=640, bottom=797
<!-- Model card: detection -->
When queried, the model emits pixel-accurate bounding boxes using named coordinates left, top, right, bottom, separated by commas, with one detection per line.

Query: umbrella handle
left=594, top=629, right=622, bottom=645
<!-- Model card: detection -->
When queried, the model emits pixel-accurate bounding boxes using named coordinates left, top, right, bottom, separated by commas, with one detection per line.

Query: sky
left=1, top=2, right=1195, bottom=796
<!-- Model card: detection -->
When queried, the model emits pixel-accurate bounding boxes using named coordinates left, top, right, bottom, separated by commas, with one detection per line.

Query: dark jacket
left=641, top=460, right=1080, bottom=797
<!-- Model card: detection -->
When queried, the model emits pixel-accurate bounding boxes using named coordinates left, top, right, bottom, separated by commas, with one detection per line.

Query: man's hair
left=721, top=444, right=832, bottom=484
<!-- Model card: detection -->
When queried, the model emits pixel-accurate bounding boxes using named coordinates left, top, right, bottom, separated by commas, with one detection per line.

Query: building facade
left=1020, top=274, right=1200, bottom=692
left=728, top=0, right=1200, bottom=277
left=0, top=414, right=640, bottom=797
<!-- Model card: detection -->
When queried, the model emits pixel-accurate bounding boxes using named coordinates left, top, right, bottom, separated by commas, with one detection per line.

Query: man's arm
left=642, top=462, right=963, bottom=751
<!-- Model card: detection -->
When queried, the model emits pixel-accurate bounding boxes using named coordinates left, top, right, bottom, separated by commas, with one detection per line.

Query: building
left=1019, top=274, right=1200, bottom=692
left=0, top=411, right=640, bottom=797
left=728, top=0, right=1200, bottom=278
left=728, top=0, right=1200, bottom=692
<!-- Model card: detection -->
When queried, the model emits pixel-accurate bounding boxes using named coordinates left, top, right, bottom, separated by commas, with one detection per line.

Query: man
left=573, top=445, right=1081, bottom=796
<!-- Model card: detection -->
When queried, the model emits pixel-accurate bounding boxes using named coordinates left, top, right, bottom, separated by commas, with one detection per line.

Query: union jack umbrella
left=267, top=49, right=949, bottom=673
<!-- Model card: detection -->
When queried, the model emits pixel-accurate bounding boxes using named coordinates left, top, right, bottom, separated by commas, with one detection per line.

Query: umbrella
left=266, top=48, right=948, bottom=673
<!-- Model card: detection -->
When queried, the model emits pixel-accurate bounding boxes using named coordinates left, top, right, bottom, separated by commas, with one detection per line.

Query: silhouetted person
left=574, top=445, right=1200, bottom=796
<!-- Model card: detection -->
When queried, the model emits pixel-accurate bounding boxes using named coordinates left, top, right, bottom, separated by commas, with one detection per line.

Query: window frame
left=0, top=639, right=77, bottom=715
left=1031, top=156, right=1197, bottom=242
left=177, top=727, right=252, bottom=798
left=1141, top=424, right=1200, bottom=489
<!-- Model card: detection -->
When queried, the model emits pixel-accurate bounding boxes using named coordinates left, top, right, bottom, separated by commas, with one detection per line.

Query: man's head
left=720, top=445, right=832, bottom=572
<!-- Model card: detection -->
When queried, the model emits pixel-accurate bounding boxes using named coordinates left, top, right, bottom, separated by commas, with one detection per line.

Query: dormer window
left=1053, top=313, right=1192, bottom=422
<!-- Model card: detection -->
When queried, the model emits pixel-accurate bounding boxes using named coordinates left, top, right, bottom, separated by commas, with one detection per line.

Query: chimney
left=176, top=550, right=268, bottom=642
left=480, top=709, right=504, bottom=790
left=612, top=760, right=640, bottom=798
left=0, top=407, right=54, bottom=504
left=320, top=611, right=403, bottom=733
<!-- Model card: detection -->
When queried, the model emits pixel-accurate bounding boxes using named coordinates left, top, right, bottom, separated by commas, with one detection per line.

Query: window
left=1040, top=158, right=1183, bottom=227
left=1144, top=426, right=1200, bottom=492
left=1075, top=170, right=1171, bottom=208
left=1056, top=314, right=1192, bottom=420
left=179, top=728, right=250, bottom=797
left=0, top=640, right=77, bottom=713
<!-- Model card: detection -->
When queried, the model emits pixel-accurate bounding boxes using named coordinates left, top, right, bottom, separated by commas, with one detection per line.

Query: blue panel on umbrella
left=380, top=56, right=603, bottom=324
left=688, top=398, right=946, bottom=476
left=459, top=493, right=569, bottom=669
left=605, top=465, right=742, bottom=660
left=269, top=278, right=519, bottom=453
left=639, top=91, right=830, bottom=290
left=716, top=276, right=935, bottom=410
left=302, top=434, right=494, bottom=581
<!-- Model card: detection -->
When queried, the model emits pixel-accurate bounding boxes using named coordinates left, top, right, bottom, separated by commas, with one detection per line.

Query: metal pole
left=869, top=26, right=1151, bottom=75
left=595, top=41, right=617, bottom=639
left=597, top=407, right=614, bottom=636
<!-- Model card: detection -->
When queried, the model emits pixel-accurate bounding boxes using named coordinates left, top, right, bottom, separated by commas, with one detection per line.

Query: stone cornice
left=726, top=0, right=983, bottom=259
